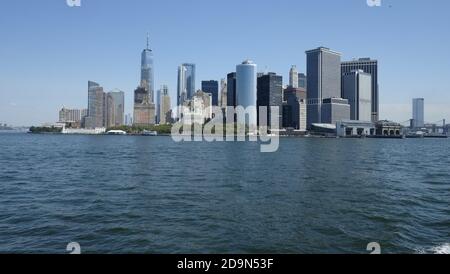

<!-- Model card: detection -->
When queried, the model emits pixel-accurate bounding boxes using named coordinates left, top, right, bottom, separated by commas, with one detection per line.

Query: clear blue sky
left=1, top=0, right=450, bottom=126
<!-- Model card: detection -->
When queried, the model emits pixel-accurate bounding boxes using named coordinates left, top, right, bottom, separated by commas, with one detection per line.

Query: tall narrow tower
left=141, top=34, right=155, bottom=103
left=289, top=65, right=298, bottom=88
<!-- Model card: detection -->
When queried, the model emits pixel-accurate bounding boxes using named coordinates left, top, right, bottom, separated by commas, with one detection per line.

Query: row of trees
left=107, top=124, right=173, bottom=134
left=29, top=126, right=62, bottom=133
left=107, top=123, right=255, bottom=135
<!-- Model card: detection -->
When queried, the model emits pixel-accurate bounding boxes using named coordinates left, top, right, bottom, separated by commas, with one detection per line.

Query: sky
left=1, top=0, right=450, bottom=126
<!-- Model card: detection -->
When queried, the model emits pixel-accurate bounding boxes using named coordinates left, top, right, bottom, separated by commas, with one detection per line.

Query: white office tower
left=289, top=65, right=299, bottom=88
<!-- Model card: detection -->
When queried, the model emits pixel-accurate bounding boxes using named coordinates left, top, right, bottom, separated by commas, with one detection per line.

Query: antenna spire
left=146, top=33, right=150, bottom=50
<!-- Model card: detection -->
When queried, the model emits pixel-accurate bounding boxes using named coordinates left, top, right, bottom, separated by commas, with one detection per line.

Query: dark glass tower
left=226, top=72, right=237, bottom=107
left=201, top=80, right=219, bottom=106
left=257, top=73, right=283, bottom=128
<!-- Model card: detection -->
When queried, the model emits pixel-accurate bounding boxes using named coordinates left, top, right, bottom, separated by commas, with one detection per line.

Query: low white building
left=336, top=120, right=375, bottom=137
left=62, top=127, right=106, bottom=135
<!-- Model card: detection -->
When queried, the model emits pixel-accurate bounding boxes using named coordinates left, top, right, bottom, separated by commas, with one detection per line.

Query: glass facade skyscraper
left=85, top=81, right=105, bottom=129
left=236, top=60, right=257, bottom=127
left=306, top=47, right=342, bottom=128
left=412, top=98, right=425, bottom=128
left=107, top=89, right=125, bottom=126
left=177, top=63, right=196, bottom=106
left=298, top=73, right=307, bottom=89
left=341, top=58, right=379, bottom=122
left=140, top=36, right=154, bottom=103
left=201, top=80, right=219, bottom=106
left=342, top=70, right=372, bottom=122
left=226, top=72, right=237, bottom=108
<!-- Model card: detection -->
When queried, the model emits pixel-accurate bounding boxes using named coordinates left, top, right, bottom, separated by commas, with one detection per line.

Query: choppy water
left=0, top=133, right=449, bottom=254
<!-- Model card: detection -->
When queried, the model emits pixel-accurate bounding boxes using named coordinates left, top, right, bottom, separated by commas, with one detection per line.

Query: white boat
left=106, top=130, right=127, bottom=135
left=142, top=130, right=158, bottom=136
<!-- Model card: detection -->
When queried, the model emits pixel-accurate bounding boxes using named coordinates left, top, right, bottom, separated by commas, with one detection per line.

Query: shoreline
left=23, top=132, right=450, bottom=139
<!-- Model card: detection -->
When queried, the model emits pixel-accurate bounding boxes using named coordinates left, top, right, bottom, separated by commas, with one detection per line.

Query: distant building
left=156, top=88, right=161, bottom=124
left=177, top=63, right=196, bottom=106
left=105, top=93, right=115, bottom=128
left=181, top=90, right=212, bottom=124
left=133, top=86, right=155, bottom=126
left=342, top=70, right=372, bottom=121
left=59, top=108, right=82, bottom=123
left=289, top=65, right=298, bottom=88
left=412, top=98, right=425, bottom=128
left=106, top=89, right=125, bottom=127
left=298, top=73, right=307, bottom=89
left=321, top=98, right=350, bottom=125
left=236, top=60, right=257, bottom=128
left=125, top=113, right=133, bottom=126
left=341, top=58, right=379, bottom=122
left=81, top=109, right=88, bottom=120
left=306, top=47, right=342, bottom=128
left=159, top=85, right=172, bottom=124
left=220, top=78, right=227, bottom=108
left=375, top=120, right=402, bottom=136
left=84, top=81, right=105, bottom=129
left=257, top=72, right=283, bottom=129
left=226, top=72, right=237, bottom=108
left=283, top=87, right=307, bottom=131
left=201, top=80, right=219, bottom=106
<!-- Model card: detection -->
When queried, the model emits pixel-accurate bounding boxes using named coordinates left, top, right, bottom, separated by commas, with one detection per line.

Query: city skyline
left=1, top=0, right=450, bottom=125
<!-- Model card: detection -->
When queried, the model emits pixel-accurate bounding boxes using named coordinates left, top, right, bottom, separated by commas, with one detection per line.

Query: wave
left=430, top=243, right=450, bottom=254
left=416, top=243, right=450, bottom=254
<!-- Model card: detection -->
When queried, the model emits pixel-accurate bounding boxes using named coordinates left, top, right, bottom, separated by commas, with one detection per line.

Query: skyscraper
left=177, top=65, right=187, bottom=108
left=298, top=73, right=307, bottom=89
left=236, top=60, right=257, bottom=128
left=159, top=85, right=171, bottom=125
left=412, top=98, right=425, bottom=128
left=201, top=80, right=219, bottom=106
left=134, top=36, right=156, bottom=126
left=257, top=73, right=283, bottom=129
left=341, top=58, right=379, bottom=122
left=289, top=65, right=298, bottom=88
left=141, top=34, right=155, bottom=103
left=177, top=63, right=196, bottom=106
left=85, top=81, right=105, bottom=129
left=306, top=47, right=342, bottom=127
left=283, top=87, right=307, bottom=131
left=342, top=70, right=372, bottom=121
left=220, top=78, right=227, bottom=108
left=107, top=89, right=125, bottom=127
left=226, top=72, right=237, bottom=108
left=105, top=93, right=115, bottom=128
left=156, top=88, right=161, bottom=124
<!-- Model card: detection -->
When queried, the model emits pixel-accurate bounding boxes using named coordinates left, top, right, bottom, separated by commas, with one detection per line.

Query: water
left=0, top=133, right=449, bottom=254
